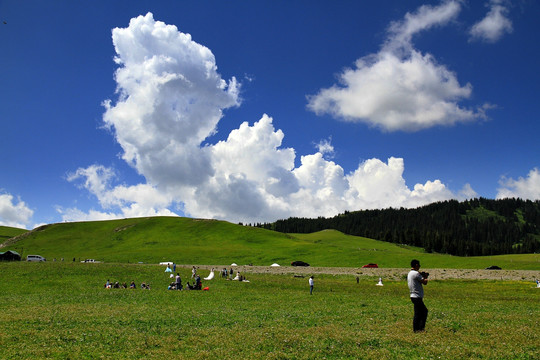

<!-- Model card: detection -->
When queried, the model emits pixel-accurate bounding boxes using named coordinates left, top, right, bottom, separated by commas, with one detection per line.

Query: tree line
left=253, top=198, right=540, bottom=256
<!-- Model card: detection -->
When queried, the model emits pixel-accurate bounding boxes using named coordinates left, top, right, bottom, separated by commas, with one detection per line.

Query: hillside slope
left=0, top=226, right=28, bottom=244
left=2, top=217, right=298, bottom=264
left=260, top=198, right=540, bottom=256
left=1, top=217, right=539, bottom=269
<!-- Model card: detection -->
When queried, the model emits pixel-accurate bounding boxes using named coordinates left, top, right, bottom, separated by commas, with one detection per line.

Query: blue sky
left=1, top=0, right=539, bottom=229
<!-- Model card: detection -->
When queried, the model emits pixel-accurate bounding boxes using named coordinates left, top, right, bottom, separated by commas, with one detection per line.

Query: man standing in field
left=309, top=276, right=314, bottom=295
left=408, top=259, right=429, bottom=332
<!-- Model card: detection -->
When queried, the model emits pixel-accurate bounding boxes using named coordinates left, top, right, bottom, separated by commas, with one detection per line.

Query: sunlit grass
left=0, top=262, right=538, bottom=359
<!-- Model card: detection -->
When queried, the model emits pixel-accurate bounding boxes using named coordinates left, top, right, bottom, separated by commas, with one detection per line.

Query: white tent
left=271, top=263, right=280, bottom=267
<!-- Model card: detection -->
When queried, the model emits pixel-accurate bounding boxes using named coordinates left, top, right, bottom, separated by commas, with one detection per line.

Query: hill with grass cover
left=0, top=225, right=28, bottom=243
left=259, top=198, right=540, bottom=256
left=1, top=216, right=539, bottom=269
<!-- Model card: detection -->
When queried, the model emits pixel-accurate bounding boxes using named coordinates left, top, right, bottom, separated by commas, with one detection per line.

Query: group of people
left=220, top=267, right=234, bottom=279
left=104, top=279, right=151, bottom=289
left=168, top=272, right=203, bottom=290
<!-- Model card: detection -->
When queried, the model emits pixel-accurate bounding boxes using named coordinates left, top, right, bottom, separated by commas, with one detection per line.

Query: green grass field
left=0, top=262, right=538, bottom=359
left=0, top=225, right=27, bottom=244
left=2, top=217, right=539, bottom=270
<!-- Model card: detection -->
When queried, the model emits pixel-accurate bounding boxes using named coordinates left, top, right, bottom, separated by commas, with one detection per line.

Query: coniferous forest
left=255, top=198, right=540, bottom=256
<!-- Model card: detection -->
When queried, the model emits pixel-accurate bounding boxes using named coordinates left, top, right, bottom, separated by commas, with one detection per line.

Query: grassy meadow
left=1, top=262, right=538, bottom=359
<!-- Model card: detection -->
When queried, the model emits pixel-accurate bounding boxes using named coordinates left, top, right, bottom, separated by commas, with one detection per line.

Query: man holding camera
left=408, top=259, right=429, bottom=332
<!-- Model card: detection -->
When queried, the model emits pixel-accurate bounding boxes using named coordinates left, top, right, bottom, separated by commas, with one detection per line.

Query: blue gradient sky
left=1, top=1, right=539, bottom=229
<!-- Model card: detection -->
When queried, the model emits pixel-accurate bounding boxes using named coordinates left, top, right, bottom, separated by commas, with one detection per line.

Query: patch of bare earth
left=180, top=265, right=540, bottom=281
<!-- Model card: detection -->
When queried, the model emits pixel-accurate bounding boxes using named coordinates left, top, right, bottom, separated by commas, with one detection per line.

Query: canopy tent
left=0, top=250, right=21, bottom=261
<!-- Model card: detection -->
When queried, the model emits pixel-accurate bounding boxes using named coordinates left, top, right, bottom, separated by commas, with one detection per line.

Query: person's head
left=411, top=259, right=420, bottom=270
left=310, top=276, right=314, bottom=279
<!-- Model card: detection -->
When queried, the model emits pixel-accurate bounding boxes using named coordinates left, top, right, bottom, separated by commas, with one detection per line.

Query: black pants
left=411, top=297, right=428, bottom=332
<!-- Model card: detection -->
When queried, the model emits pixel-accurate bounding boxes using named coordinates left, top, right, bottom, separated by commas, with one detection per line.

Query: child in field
left=176, top=273, right=183, bottom=290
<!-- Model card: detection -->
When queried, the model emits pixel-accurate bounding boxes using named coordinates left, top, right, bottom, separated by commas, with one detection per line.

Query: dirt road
left=181, top=265, right=540, bottom=282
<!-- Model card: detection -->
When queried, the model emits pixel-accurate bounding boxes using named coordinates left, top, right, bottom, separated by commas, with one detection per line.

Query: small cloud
left=0, top=193, right=33, bottom=229
left=315, top=138, right=335, bottom=158
left=496, top=168, right=540, bottom=200
left=470, top=0, right=513, bottom=43
left=457, top=183, right=478, bottom=200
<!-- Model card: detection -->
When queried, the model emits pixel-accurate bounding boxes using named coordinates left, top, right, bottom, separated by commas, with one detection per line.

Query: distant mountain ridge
left=257, top=198, right=540, bottom=256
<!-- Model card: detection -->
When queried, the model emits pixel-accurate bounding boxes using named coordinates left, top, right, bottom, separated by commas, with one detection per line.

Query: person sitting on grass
left=130, top=280, right=136, bottom=289
left=195, top=275, right=202, bottom=290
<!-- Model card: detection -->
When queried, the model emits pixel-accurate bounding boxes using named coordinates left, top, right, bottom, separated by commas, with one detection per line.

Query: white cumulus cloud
left=307, top=1, right=489, bottom=132
left=470, top=0, right=513, bottom=43
left=65, top=164, right=177, bottom=222
left=0, top=193, right=33, bottom=229
left=103, top=12, right=240, bottom=188
left=66, top=12, right=478, bottom=224
left=496, top=168, right=540, bottom=200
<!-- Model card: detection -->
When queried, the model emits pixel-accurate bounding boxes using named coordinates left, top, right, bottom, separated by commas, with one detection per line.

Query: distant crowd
left=104, top=264, right=249, bottom=292
left=104, top=280, right=151, bottom=289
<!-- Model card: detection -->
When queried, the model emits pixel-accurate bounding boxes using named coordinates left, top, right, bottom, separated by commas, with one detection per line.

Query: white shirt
left=309, top=278, right=314, bottom=286
left=407, top=270, right=424, bottom=298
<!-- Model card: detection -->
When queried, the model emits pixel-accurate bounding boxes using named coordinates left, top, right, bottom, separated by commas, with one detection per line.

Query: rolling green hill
left=0, top=225, right=28, bottom=243
left=1, top=216, right=539, bottom=269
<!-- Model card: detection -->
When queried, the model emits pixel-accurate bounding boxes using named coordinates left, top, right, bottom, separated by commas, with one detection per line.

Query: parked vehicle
left=291, top=260, right=310, bottom=267
left=362, top=263, right=378, bottom=268
left=26, top=255, right=46, bottom=262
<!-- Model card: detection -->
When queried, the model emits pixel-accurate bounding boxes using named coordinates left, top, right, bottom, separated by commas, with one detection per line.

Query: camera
left=420, top=271, right=430, bottom=279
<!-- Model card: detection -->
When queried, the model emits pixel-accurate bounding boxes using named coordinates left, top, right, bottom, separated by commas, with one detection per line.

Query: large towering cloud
left=307, top=1, right=489, bottom=132
left=103, top=13, right=240, bottom=188
left=64, top=12, right=478, bottom=224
